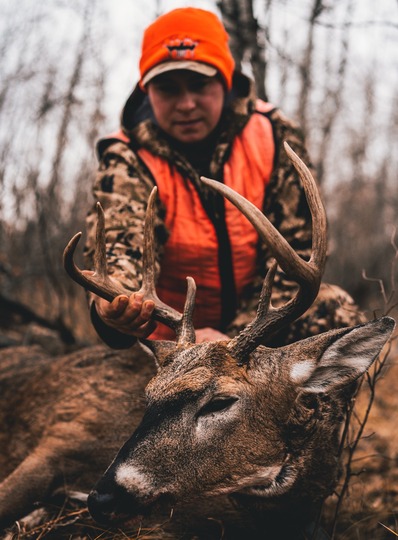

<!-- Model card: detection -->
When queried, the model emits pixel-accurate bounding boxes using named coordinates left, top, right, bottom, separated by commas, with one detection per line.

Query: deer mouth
left=235, top=460, right=298, bottom=499
left=128, top=492, right=175, bottom=520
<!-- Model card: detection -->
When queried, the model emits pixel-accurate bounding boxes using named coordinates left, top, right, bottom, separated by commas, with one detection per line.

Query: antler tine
left=176, top=276, right=197, bottom=346
left=94, top=202, right=108, bottom=278
left=139, top=187, right=196, bottom=336
left=200, top=142, right=327, bottom=361
left=64, top=188, right=197, bottom=339
left=283, top=142, right=327, bottom=269
left=63, top=214, right=129, bottom=303
left=234, top=260, right=278, bottom=366
left=140, top=187, right=158, bottom=294
left=256, top=259, right=278, bottom=321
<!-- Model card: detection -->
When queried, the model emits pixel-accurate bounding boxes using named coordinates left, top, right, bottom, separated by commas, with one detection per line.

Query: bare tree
left=314, top=0, right=354, bottom=184
left=218, top=0, right=267, bottom=99
left=0, top=0, right=108, bottom=347
left=296, top=0, right=325, bottom=135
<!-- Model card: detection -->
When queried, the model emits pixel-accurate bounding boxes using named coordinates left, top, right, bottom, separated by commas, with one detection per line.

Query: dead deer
left=0, top=144, right=394, bottom=538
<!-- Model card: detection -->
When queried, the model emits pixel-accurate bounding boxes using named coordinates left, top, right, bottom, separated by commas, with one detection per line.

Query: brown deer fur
left=0, top=319, right=394, bottom=538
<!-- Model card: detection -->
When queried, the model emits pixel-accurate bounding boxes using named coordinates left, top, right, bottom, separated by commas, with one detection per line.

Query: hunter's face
left=147, top=70, right=225, bottom=143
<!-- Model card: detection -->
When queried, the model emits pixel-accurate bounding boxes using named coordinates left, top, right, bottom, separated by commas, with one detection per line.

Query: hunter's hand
left=89, top=283, right=157, bottom=339
left=94, top=293, right=157, bottom=338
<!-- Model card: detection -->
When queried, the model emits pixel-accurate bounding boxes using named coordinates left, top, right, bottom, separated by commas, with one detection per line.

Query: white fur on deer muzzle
left=115, top=464, right=153, bottom=493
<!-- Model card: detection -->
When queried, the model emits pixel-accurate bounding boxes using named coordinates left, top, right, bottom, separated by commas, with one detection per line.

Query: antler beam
left=201, top=142, right=327, bottom=361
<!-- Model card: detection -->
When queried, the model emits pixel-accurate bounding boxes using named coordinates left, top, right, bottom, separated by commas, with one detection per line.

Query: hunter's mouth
left=174, top=118, right=202, bottom=126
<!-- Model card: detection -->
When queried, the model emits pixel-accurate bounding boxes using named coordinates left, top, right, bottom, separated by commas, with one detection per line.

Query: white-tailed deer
left=0, top=144, right=394, bottom=538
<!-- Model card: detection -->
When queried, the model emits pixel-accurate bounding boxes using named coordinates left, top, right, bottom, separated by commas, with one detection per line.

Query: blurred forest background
left=0, top=0, right=397, bottom=351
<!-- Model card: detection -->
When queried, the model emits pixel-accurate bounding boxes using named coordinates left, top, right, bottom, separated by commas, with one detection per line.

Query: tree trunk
left=218, top=0, right=268, bottom=100
left=296, top=0, right=325, bottom=135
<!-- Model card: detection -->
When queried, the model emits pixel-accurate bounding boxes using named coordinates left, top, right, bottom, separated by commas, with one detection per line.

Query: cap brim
left=142, top=61, right=217, bottom=86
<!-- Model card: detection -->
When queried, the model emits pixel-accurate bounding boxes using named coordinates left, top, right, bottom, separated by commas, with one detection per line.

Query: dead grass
left=319, top=334, right=398, bottom=539
left=4, top=498, right=171, bottom=540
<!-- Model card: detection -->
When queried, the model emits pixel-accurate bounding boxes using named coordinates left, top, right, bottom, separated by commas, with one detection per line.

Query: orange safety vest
left=100, top=100, right=276, bottom=340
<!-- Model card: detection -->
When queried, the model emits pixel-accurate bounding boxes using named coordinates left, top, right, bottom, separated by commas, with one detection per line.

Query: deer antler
left=201, top=142, right=327, bottom=361
left=63, top=187, right=196, bottom=345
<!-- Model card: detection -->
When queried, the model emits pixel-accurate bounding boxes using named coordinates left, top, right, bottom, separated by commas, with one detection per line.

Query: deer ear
left=289, top=317, right=395, bottom=393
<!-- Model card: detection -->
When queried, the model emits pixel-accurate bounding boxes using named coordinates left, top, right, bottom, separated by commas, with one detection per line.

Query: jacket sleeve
left=83, top=140, right=169, bottom=348
left=227, top=108, right=318, bottom=337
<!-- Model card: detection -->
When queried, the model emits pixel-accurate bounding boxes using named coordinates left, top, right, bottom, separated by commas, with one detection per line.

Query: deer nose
left=88, top=484, right=137, bottom=525
left=88, top=488, right=116, bottom=524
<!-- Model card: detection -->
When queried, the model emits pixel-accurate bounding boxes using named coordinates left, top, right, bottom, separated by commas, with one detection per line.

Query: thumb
left=82, top=270, right=95, bottom=276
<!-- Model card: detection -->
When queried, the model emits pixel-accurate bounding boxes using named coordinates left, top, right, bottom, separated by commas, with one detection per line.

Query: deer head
left=64, top=143, right=394, bottom=526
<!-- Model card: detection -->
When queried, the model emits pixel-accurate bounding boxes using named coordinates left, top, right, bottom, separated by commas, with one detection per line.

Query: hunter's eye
left=197, top=397, right=238, bottom=417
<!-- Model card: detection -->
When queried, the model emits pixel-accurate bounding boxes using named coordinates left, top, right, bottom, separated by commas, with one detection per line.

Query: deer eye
left=197, top=397, right=238, bottom=418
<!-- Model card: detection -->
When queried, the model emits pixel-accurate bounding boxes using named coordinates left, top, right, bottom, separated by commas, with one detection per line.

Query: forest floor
left=321, top=335, right=398, bottom=539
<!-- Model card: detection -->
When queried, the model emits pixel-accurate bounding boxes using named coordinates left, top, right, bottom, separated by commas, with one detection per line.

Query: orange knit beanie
left=139, top=8, right=235, bottom=90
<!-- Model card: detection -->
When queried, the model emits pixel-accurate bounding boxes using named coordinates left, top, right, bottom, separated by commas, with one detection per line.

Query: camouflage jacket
left=84, top=72, right=316, bottom=347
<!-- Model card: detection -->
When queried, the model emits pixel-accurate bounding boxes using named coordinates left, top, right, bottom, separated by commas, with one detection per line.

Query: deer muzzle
left=88, top=462, right=174, bottom=525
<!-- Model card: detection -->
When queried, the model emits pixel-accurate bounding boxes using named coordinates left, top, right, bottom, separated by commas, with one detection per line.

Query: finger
left=132, top=318, right=158, bottom=339
left=142, top=299, right=156, bottom=318
left=112, top=295, right=130, bottom=316
left=118, top=293, right=144, bottom=322
left=106, top=295, right=130, bottom=318
left=122, top=298, right=155, bottom=328
left=95, top=295, right=128, bottom=320
left=82, top=270, right=95, bottom=276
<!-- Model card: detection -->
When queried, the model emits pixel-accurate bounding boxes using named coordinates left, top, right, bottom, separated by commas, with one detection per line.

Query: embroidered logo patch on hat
left=165, top=38, right=198, bottom=59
